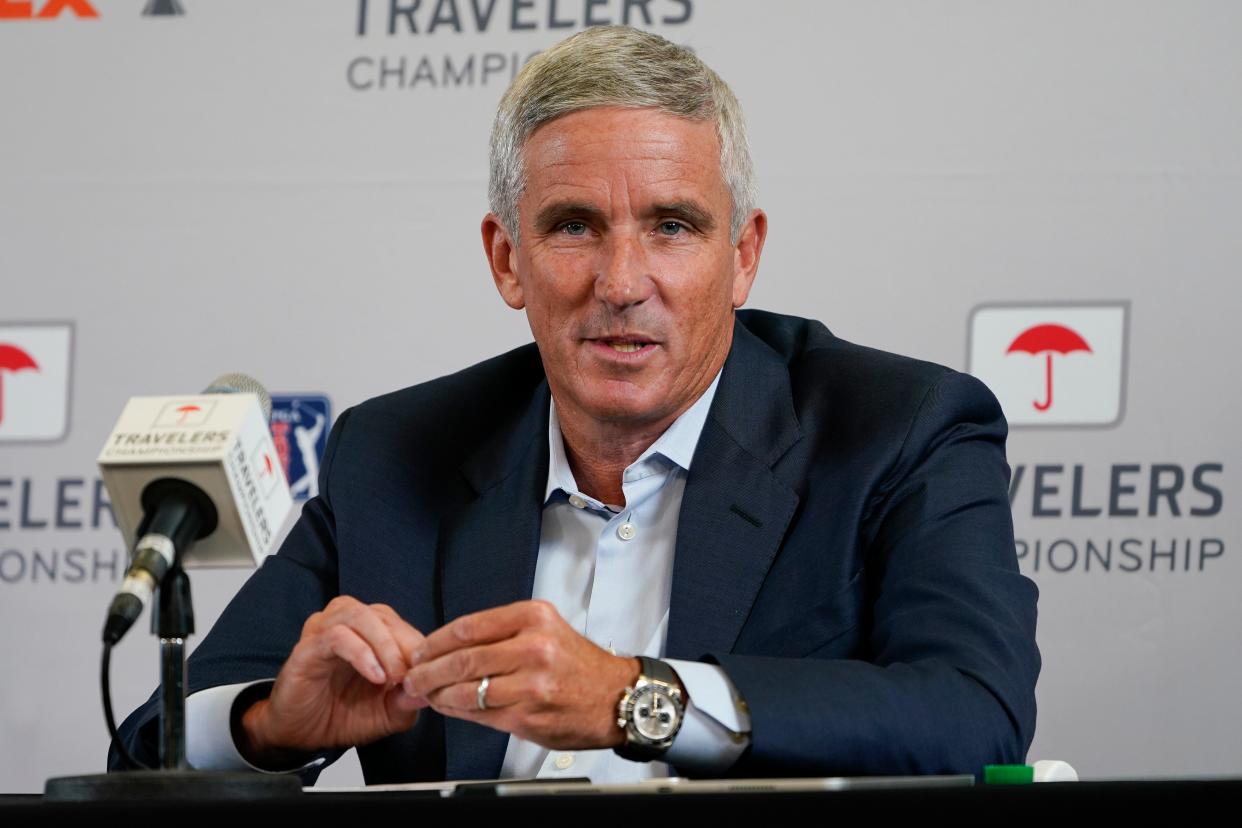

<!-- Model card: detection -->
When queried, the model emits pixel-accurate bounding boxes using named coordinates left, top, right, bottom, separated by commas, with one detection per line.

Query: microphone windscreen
left=203, top=373, right=272, bottom=421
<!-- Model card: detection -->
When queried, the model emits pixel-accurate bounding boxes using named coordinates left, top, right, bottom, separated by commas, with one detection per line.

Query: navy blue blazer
left=114, top=309, right=1040, bottom=781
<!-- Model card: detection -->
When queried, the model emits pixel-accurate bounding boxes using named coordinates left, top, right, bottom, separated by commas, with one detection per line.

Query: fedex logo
left=0, top=1, right=97, bottom=19
left=0, top=322, right=73, bottom=442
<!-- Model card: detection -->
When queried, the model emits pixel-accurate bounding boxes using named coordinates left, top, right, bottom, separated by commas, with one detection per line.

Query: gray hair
left=488, top=26, right=756, bottom=244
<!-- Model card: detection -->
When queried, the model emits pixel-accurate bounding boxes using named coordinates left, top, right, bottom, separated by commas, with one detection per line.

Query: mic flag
left=97, top=391, right=295, bottom=569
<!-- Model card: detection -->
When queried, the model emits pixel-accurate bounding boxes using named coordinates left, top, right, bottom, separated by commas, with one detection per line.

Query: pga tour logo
left=269, top=395, right=331, bottom=502
left=968, top=302, right=1129, bottom=427
left=0, top=322, right=74, bottom=442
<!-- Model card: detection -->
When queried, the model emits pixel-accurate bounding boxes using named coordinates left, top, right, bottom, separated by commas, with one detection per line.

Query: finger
left=370, top=604, right=426, bottom=665
left=385, top=683, right=431, bottom=718
left=319, top=624, right=390, bottom=685
left=403, top=638, right=528, bottom=699
left=423, top=701, right=500, bottom=736
left=419, top=600, right=560, bottom=663
left=318, top=601, right=411, bottom=681
left=426, top=671, right=524, bottom=714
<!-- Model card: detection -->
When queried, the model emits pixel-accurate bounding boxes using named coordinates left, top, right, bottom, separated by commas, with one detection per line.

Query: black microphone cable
left=103, top=641, right=151, bottom=771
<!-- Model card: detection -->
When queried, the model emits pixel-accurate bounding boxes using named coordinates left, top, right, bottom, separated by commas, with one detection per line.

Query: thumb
left=387, top=683, right=429, bottom=722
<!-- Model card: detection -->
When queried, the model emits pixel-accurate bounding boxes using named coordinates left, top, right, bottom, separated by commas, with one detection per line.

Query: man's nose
left=594, top=233, right=655, bottom=311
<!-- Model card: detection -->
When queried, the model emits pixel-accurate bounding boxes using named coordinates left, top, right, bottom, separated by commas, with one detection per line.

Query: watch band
left=637, top=655, right=677, bottom=686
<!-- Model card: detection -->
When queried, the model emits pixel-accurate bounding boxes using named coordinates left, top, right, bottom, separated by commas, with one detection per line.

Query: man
left=114, top=26, right=1039, bottom=782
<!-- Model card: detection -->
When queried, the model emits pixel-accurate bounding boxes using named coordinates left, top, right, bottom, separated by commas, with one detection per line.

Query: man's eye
left=561, top=221, right=588, bottom=236
left=658, top=221, right=685, bottom=236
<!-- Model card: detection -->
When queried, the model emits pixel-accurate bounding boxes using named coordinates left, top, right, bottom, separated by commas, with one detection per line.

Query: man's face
left=484, top=106, right=765, bottom=432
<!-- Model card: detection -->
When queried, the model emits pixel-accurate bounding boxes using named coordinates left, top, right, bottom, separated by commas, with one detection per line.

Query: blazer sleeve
left=107, top=409, right=356, bottom=782
left=708, top=370, right=1041, bottom=778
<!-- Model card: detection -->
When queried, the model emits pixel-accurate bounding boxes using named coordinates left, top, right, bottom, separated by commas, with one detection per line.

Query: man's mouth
left=585, top=337, right=659, bottom=357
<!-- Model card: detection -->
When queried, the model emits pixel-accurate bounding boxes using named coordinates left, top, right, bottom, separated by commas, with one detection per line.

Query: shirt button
left=554, top=753, right=575, bottom=770
left=568, top=494, right=587, bottom=509
left=617, top=522, right=636, bottom=541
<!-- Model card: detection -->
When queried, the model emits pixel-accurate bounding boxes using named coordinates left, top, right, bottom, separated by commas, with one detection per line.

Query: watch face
left=632, top=686, right=680, bottom=742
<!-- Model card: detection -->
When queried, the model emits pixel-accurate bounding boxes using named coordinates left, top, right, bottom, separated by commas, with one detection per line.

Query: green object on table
left=984, top=764, right=1035, bottom=785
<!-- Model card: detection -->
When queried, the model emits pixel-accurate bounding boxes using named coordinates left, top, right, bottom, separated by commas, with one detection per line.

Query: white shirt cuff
left=185, top=680, right=325, bottom=774
left=662, top=659, right=751, bottom=774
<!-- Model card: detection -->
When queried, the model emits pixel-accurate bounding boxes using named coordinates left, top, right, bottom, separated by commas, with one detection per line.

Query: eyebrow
left=646, top=201, right=717, bottom=233
left=533, top=201, right=608, bottom=233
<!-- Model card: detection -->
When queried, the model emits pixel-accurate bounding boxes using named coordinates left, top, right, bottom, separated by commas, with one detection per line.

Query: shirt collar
left=544, top=369, right=723, bottom=505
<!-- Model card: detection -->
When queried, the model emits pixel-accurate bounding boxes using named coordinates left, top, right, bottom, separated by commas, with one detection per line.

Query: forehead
left=521, top=107, right=728, bottom=206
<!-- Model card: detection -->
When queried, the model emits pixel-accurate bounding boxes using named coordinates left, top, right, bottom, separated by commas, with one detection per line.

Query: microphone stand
left=157, top=564, right=192, bottom=770
left=43, top=561, right=301, bottom=801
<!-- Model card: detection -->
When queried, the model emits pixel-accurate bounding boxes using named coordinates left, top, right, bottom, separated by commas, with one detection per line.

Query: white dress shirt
left=185, top=371, right=751, bottom=779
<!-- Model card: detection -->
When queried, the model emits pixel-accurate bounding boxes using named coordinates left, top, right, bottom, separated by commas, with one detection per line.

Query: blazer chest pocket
left=740, top=568, right=866, bottom=659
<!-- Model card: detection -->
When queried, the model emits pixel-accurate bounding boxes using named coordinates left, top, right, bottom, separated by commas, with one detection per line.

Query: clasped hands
left=237, top=596, right=641, bottom=767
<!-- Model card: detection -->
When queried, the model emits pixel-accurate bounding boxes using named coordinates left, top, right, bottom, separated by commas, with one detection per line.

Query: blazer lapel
left=440, top=382, right=550, bottom=781
left=665, top=321, right=803, bottom=660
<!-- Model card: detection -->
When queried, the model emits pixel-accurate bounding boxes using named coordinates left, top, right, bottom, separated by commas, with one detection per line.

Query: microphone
left=98, top=374, right=295, bottom=644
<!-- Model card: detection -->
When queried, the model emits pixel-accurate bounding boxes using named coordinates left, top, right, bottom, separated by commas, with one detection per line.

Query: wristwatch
left=613, top=656, right=685, bottom=761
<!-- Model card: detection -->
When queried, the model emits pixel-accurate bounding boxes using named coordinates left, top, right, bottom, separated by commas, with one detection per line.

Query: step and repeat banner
left=2, top=1, right=1238, bottom=791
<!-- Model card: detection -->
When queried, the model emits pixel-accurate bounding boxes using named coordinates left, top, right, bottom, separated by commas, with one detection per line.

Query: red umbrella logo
left=174, top=404, right=201, bottom=425
left=0, top=343, right=41, bottom=426
left=1006, top=323, right=1092, bottom=411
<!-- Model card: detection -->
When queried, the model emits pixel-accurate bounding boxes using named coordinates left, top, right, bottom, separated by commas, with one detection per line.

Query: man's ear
left=482, top=212, right=525, bottom=310
left=731, top=208, right=768, bottom=309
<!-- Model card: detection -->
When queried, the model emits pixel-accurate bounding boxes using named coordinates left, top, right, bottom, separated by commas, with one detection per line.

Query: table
left=3, top=779, right=1240, bottom=824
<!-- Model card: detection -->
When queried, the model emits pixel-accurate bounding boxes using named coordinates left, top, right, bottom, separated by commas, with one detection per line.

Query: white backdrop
left=2, top=1, right=1239, bottom=791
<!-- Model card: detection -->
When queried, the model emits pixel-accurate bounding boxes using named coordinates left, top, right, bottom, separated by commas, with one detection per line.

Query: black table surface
left=4, top=779, right=1242, bottom=824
